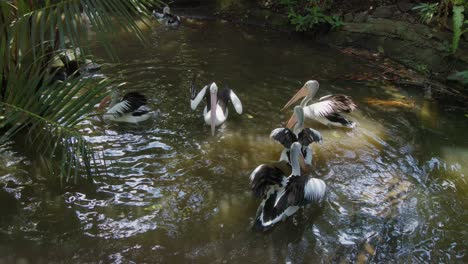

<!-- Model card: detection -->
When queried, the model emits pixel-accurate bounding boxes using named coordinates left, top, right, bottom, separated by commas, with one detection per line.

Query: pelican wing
left=152, top=10, right=165, bottom=19
left=270, top=128, right=297, bottom=149
left=229, top=90, right=243, bottom=114
left=284, top=176, right=326, bottom=206
left=167, top=14, right=180, bottom=24
left=298, top=128, right=323, bottom=146
left=250, top=162, right=290, bottom=198
left=324, top=112, right=356, bottom=128
left=305, top=94, right=357, bottom=118
left=190, top=85, right=207, bottom=110
left=303, top=178, right=326, bottom=204
left=107, top=92, right=147, bottom=116
left=318, top=94, right=357, bottom=112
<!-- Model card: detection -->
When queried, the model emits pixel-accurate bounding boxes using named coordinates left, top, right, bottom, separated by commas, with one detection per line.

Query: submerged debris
left=364, top=98, right=415, bottom=109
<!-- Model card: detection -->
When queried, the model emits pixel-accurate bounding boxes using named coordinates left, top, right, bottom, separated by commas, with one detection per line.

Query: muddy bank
left=167, top=0, right=467, bottom=105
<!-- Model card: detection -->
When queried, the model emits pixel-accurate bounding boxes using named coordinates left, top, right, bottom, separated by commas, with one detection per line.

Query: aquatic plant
left=277, top=0, right=342, bottom=31
left=0, top=0, right=161, bottom=186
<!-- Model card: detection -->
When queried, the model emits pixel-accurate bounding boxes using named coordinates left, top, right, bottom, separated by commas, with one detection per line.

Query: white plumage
left=283, top=80, right=357, bottom=128
left=250, top=142, right=326, bottom=231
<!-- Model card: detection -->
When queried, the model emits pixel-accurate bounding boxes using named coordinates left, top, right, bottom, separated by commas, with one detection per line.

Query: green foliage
left=0, top=0, right=161, bottom=185
left=277, top=0, right=342, bottom=31
left=412, top=2, right=439, bottom=24
left=287, top=6, right=342, bottom=31
left=447, top=70, right=468, bottom=84
left=451, top=4, right=468, bottom=53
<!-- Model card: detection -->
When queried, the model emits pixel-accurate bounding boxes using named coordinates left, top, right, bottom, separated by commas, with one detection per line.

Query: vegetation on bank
left=265, top=0, right=467, bottom=84
left=0, top=0, right=160, bottom=186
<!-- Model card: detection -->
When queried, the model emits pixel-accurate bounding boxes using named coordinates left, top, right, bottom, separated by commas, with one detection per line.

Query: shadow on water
left=0, top=20, right=467, bottom=263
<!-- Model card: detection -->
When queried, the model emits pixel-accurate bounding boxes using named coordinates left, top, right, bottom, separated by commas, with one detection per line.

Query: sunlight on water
left=0, top=20, right=466, bottom=263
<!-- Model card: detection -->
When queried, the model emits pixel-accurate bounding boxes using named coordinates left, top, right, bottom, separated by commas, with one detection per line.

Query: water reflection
left=0, top=21, right=466, bottom=263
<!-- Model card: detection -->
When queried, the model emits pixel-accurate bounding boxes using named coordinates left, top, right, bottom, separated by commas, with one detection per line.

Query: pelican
left=190, top=82, right=243, bottom=136
left=152, top=6, right=181, bottom=27
left=98, top=90, right=151, bottom=123
left=282, top=80, right=357, bottom=128
left=270, top=106, right=322, bottom=166
left=250, top=142, right=326, bottom=231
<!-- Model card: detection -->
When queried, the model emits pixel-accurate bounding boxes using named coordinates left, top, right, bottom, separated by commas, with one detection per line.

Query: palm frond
left=0, top=0, right=163, bottom=185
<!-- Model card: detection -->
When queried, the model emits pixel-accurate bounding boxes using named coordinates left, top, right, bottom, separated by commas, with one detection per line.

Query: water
left=1, top=20, right=467, bottom=263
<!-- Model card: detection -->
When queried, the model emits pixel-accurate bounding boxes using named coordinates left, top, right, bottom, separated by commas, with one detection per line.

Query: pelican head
left=163, top=6, right=170, bottom=14
left=282, top=80, right=320, bottom=111
left=286, top=105, right=304, bottom=132
left=209, top=82, right=218, bottom=136
left=98, top=87, right=122, bottom=110
left=290, top=142, right=305, bottom=176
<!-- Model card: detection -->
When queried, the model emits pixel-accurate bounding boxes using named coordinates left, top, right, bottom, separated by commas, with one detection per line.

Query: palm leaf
left=0, top=0, right=163, bottom=185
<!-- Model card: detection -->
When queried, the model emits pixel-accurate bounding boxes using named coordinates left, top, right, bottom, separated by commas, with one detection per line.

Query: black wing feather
left=270, top=128, right=298, bottom=149
left=298, top=128, right=322, bottom=146
left=320, top=94, right=357, bottom=113
left=121, top=92, right=147, bottom=113
left=250, top=162, right=290, bottom=198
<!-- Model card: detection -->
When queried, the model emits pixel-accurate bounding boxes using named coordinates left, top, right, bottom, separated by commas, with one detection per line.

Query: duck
left=282, top=80, right=357, bottom=128
left=152, top=6, right=181, bottom=28
left=190, top=81, right=243, bottom=135
left=98, top=89, right=151, bottom=123
left=250, top=142, right=326, bottom=231
left=270, top=106, right=322, bottom=166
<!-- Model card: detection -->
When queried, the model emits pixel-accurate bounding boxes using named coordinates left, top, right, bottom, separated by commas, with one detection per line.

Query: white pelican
left=190, top=82, right=243, bottom=136
left=152, top=6, right=181, bottom=27
left=98, top=90, right=151, bottom=123
left=250, top=142, right=326, bottom=231
left=270, top=106, right=322, bottom=166
left=283, top=80, right=357, bottom=128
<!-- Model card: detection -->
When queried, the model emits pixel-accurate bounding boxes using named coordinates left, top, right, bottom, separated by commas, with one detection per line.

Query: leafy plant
left=451, top=3, right=468, bottom=53
left=277, top=0, right=342, bottom=31
left=447, top=70, right=468, bottom=84
left=0, top=0, right=161, bottom=185
left=412, top=2, right=439, bottom=24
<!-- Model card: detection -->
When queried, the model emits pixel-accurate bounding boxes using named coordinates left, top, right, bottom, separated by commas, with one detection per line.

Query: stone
left=372, top=5, right=399, bottom=18
left=343, top=13, right=354, bottom=23
left=353, top=12, right=368, bottom=23
left=397, top=2, right=415, bottom=13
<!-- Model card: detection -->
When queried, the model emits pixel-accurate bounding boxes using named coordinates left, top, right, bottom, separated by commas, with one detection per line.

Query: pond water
left=1, top=20, right=467, bottom=263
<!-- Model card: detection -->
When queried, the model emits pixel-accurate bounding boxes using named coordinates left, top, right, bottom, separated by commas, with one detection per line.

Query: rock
left=353, top=12, right=368, bottom=23
left=372, top=5, right=399, bottom=18
left=397, top=2, right=415, bottom=13
left=343, top=13, right=354, bottom=23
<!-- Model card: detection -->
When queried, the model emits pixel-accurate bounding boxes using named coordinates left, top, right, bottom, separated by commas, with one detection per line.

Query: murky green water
left=1, top=20, right=467, bottom=263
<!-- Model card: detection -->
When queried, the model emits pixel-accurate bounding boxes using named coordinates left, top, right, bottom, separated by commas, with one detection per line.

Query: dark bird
left=99, top=89, right=151, bottom=123
left=250, top=142, right=326, bottom=231
left=152, top=6, right=181, bottom=28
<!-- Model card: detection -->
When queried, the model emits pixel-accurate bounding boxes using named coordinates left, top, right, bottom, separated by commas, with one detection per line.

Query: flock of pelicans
left=97, top=8, right=358, bottom=231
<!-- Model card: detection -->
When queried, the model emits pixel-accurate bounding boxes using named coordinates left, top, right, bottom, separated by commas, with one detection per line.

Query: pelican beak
left=286, top=113, right=298, bottom=129
left=98, top=95, right=111, bottom=110
left=281, top=86, right=308, bottom=111
left=210, top=90, right=217, bottom=136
